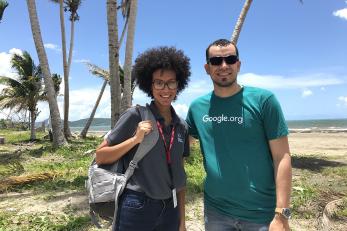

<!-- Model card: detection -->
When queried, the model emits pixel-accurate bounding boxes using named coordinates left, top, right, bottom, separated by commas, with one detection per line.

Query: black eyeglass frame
left=208, top=55, right=239, bottom=66
left=152, top=80, right=178, bottom=90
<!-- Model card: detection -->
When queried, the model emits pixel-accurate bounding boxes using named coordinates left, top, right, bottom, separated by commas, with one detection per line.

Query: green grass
left=0, top=129, right=46, bottom=144
left=291, top=183, right=318, bottom=218
left=185, top=141, right=205, bottom=194
left=0, top=131, right=100, bottom=193
left=332, top=197, right=347, bottom=220
left=0, top=211, right=91, bottom=231
left=1, top=130, right=346, bottom=230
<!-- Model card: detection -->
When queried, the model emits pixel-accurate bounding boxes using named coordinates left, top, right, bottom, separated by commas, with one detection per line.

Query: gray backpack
left=86, top=105, right=159, bottom=228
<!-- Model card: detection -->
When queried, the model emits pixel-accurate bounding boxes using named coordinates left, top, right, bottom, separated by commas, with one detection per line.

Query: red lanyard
left=156, top=121, right=175, bottom=164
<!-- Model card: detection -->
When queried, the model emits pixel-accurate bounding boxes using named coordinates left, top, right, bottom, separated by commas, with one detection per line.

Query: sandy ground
left=288, top=132, right=347, bottom=158
left=0, top=132, right=346, bottom=230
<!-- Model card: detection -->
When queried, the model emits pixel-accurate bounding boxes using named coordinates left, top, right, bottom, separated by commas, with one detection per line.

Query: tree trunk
left=64, top=12, right=77, bottom=138
left=80, top=80, right=108, bottom=138
left=231, top=0, right=253, bottom=45
left=121, top=0, right=137, bottom=112
left=80, top=17, right=128, bottom=139
left=58, top=0, right=72, bottom=138
left=107, top=0, right=121, bottom=128
left=30, top=109, right=36, bottom=140
left=26, top=0, right=66, bottom=148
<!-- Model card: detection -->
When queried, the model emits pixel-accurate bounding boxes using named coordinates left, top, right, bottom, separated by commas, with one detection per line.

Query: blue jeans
left=114, top=189, right=179, bottom=231
left=204, top=205, right=270, bottom=231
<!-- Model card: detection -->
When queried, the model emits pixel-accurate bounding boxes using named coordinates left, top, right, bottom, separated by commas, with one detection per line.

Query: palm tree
left=50, top=0, right=81, bottom=138
left=80, top=9, right=130, bottom=138
left=26, top=0, right=66, bottom=148
left=231, top=0, right=253, bottom=44
left=121, top=0, right=137, bottom=111
left=107, top=0, right=122, bottom=128
left=0, top=0, right=8, bottom=23
left=51, top=73, right=62, bottom=98
left=80, top=62, right=134, bottom=138
left=231, top=0, right=303, bottom=44
left=63, top=0, right=82, bottom=138
left=0, top=52, right=43, bottom=140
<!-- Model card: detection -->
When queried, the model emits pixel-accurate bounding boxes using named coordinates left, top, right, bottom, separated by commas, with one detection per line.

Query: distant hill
left=69, top=118, right=111, bottom=127
left=36, top=118, right=111, bottom=128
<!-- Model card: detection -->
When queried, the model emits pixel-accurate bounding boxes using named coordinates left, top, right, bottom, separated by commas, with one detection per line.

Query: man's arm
left=177, top=187, right=186, bottom=231
left=269, top=136, right=292, bottom=231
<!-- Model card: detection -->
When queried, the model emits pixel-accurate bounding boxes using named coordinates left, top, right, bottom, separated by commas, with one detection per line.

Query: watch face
left=282, top=208, right=291, bottom=219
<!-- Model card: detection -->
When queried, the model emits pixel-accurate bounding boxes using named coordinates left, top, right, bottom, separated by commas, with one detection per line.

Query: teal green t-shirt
left=186, top=86, right=288, bottom=223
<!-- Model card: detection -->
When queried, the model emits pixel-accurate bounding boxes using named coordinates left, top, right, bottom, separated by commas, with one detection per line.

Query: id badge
left=172, top=188, right=177, bottom=208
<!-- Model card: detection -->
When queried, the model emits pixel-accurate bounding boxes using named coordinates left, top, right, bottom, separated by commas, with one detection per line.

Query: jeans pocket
left=122, top=193, right=146, bottom=209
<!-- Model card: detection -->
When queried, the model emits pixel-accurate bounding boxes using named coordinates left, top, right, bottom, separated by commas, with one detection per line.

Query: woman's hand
left=133, top=120, right=152, bottom=144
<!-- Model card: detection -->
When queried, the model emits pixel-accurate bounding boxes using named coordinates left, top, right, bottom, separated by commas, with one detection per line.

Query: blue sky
left=1, top=0, right=347, bottom=122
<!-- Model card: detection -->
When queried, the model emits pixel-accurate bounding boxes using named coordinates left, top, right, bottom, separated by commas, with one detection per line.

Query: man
left=186, top=39, right=292, bottom=231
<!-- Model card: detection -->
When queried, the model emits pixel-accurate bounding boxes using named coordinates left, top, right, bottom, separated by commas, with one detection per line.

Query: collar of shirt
left=148, top=101, right=180, bottom=127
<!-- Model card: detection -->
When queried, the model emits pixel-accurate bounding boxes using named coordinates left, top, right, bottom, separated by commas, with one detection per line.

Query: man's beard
left=212, top=78, right=236, bottom=88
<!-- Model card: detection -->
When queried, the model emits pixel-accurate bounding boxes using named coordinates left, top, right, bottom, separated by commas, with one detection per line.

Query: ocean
left=70, top=118, right=347, bottom=133
left=287, top=118, right=347, bottom=130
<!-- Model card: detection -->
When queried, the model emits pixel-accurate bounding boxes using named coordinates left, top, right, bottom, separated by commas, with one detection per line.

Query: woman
left=95, top=46, right=191, bottom=231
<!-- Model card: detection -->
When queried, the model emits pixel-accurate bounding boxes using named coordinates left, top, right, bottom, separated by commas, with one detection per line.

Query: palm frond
left=118, top=0, right=130, bottom=18
left=0, top=76, right=22, bottom=88
left=0, top=51, right=45, bottom=118
left=64, top=0, right=82, bottom=21
left=0, top=0, right=9, bottom=22
left=85, top=62, right=110, bottom=81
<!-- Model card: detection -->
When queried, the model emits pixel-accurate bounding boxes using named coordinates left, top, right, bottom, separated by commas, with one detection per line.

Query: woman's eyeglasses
left=208, top=55, right=239, bottom=66
left=152, top=79, right=178, bottom=90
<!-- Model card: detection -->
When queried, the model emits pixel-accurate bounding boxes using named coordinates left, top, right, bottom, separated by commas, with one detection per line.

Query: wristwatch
left=275, top=207, right=291, bottom=219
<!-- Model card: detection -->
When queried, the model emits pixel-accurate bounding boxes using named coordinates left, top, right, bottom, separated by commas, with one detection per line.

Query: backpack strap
left=111, top=104, right=159, bottom=230
left=123, top=104, right=159, bottom=180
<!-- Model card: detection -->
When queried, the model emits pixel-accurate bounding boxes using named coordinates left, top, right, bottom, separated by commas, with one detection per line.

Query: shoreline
left=81, top=128, right=347, bottom=136
left=289, top=128, right=347, bottom=133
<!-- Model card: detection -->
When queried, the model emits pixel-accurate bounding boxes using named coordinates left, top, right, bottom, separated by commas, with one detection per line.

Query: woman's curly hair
left=133, top=46, right=191, bottom=98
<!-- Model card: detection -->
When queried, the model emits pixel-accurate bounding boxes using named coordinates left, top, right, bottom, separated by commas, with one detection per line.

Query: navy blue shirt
left=107, top=102, right=189, bottom=199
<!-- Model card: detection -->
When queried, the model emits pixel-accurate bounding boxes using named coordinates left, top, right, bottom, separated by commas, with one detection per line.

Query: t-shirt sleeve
left=262, top=94, right=289, bottom=140
left=185, top=107, right=199, bottom=139
left=106, top=107, right=141, bottom=146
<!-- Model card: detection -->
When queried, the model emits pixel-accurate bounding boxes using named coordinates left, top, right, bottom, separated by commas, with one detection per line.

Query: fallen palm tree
left=0, top=171, right=61, bottom=192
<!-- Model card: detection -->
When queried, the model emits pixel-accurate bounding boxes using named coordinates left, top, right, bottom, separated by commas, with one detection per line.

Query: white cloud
left=301, top=89, right=313, bottom=98
left=172, top=103, right=188, bottom=118
left=132, top=87, right=151, bottom=105
left=238, top=72, right=344, bottom=89
left=338, top=96, right=347, bottom=106
left=9, top=48, right=23, bottom=56
left=37, top=87, right=112, bottom=122
left=44, top=43, right=61, bottom=53
left=333, top=8, right=347, bottom=20
left=186, top=80, right=212, bottom=94
left=0, top=49, right=22, bottom=79
left=320, top=87, right=326, bottom=91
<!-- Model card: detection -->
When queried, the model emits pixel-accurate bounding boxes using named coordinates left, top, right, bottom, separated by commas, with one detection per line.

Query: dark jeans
left=114, top=189, right=179, bottom=231
left=205, top=205, right=270, bottom=231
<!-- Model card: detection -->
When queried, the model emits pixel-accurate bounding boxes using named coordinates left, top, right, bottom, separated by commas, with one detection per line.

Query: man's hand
left=269, top=214, right=290, bottom=231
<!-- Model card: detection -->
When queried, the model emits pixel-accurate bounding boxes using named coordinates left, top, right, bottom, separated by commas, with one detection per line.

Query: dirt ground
left=288, top=132, right=347, bottom=157
left=0, top=132, right=346, bottom=230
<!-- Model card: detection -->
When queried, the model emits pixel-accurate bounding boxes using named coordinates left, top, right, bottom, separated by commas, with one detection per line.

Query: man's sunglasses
left=208, top=55, right=239, bottom=66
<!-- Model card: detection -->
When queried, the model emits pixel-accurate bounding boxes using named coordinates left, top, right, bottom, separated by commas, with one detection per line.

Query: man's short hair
left=205, top=39, right=239, bottom=63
